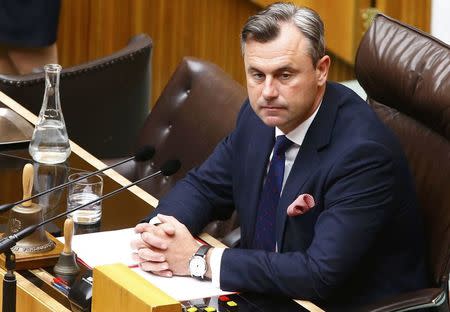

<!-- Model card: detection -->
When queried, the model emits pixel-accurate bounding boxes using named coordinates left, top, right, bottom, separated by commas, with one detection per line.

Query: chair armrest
left=359, top=288, right=446, bottom=312
left=221, top=227, right=241, bottom=248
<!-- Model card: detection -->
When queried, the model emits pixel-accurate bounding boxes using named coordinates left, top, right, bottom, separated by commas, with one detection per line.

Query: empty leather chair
left=0, top=34, right=152, bottom=159
left=118, top=57, right=246, bottom=197
left=113, top=57, right=246, bottom=238
left=355, top=14, right=450, bottom=311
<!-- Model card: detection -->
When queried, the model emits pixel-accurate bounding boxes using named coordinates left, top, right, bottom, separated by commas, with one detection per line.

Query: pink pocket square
left=287, top=194, right=315, bottom=217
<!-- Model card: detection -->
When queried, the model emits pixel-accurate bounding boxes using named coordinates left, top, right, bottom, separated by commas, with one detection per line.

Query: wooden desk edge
left=198, top=233, right=324, bottom=311
left=0, top=268, right=69, bottom=312
left=295, top=300, right=325, bottom=312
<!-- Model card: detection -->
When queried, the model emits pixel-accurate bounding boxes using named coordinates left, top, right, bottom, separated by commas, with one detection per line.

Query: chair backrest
left=130, top=57, right=247, bottom=200
left=0, top=34, right=152, bottom=159
left=355, top=14, right=450, bottom=289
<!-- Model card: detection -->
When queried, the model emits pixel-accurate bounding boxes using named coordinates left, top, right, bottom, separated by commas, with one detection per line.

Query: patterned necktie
left=253, top=135, right=293, bottom=251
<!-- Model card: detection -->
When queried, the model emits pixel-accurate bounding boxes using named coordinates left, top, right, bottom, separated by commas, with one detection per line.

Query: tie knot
left=273, top=135, right=293, bottom=156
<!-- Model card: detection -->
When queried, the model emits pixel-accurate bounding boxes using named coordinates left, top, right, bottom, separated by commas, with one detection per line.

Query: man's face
left=244, top=22, right=330, bottom=134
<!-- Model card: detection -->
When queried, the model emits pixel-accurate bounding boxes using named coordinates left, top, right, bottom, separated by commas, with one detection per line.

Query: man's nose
left=262, top=77, right=278, bottom=100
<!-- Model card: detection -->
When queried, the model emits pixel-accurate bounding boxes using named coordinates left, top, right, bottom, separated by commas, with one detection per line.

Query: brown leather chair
left=113, top=57, right=246, bottom=238
left=355, top=14, right=450, bottom=311
left=0, top=34, right=152, bottom=159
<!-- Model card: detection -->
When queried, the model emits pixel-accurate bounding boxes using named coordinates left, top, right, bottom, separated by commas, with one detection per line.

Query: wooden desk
left=0, top=91, right=160, bottom=311
left=0, top=91, right=323, bottom=312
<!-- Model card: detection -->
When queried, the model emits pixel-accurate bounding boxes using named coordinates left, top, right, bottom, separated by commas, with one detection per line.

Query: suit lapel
left=275, top=83, right=339, bottom=249
left=241, top=117, right=274, bottom=247
left=275, top=144, right=319, bottom=248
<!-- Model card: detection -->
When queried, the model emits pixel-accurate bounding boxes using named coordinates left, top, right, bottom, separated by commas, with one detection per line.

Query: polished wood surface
left=0, top=234, right=64, bottom=271
left=0, top=108, right=33, bottom=144
left=62, top=218, right=74, bottom=254
left=377, top=0, right=431, bottom=33
left=22, top=163, right=34, bottom=207
left=0, top=148, right=155, bottom=232
left=58, top=0, right=260, bottom=106
left=0, top=268, right=69, bottom=311
left=92, top=264, right=181, bottom=312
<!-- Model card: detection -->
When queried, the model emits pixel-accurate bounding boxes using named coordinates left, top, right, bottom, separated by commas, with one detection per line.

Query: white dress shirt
left=210, top=103, right=321, bottom=288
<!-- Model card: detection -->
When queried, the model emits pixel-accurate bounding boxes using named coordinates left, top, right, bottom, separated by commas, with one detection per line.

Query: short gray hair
left=240, top=2, right=325, bottom=65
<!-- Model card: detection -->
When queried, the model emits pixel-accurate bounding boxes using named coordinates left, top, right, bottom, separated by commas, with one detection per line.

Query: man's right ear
left=316, top=55, right=331, bottom=86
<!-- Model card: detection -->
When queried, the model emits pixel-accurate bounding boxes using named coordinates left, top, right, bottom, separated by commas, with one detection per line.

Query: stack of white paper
left=58, top=228, right=234, bottom=301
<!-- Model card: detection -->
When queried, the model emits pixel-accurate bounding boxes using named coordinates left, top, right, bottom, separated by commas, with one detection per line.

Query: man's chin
left=261, top=116, right=285, bottom=128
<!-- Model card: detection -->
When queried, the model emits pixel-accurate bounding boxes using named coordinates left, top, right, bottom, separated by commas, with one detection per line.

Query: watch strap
left=195, top=244, right=211, bottom=258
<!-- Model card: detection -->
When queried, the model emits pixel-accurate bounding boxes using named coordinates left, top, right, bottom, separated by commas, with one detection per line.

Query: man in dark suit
left=131, top=3, right=428, bottom=309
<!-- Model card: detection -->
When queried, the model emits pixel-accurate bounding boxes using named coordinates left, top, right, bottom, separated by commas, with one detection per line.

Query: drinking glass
left=67, top=172, right=103, bottom=224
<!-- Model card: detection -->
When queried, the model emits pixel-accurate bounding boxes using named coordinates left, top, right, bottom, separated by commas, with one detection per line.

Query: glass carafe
left=29, top=64, right=71, bottom=164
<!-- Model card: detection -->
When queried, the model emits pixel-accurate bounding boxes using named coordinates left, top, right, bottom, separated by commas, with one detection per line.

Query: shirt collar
left=275, top=100, right=322, bottom=146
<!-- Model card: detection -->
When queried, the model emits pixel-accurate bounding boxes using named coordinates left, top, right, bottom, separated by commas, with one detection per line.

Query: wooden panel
left=92, top=264, right=181, bottom=312
left=328, top=53, right=355, bottom=82
left=57, top=0, right=431, bottom=104
left=57, top=0, right=260, bottom=106
left=0, top=269, right=69, bottom=312
left=377, top=0, right=431, bottom=33
left=58, top=1, right=90, bottom=65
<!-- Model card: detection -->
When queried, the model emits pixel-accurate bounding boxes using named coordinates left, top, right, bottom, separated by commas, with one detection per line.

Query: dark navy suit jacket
left=150, top=82, right=429, bottom=310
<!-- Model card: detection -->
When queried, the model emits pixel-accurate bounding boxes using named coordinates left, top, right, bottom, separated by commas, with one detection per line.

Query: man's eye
left=252, top=73, right=264, bottom=80
left=281, top=73, right=292, bottom=80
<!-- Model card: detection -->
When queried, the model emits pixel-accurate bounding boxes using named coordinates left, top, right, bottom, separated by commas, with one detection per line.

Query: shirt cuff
left=210, top=247, right=225, bottom=288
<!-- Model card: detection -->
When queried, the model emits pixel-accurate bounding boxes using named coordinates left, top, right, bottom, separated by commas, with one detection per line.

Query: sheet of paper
left=58, top=228, right=234, bottom=301
left=131, top=268, right=233, bottom=301
left=57, top=228, right=136, bottom=267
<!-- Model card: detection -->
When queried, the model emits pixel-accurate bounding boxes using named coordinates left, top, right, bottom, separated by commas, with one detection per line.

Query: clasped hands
left=130, top=214, right=200, bottom=277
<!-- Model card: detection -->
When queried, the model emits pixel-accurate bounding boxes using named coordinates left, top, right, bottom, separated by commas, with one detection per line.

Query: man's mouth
left=261, top=106, right=284, bottom=111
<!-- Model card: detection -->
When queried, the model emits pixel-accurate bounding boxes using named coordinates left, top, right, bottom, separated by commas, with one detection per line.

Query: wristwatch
left=189, top=244, right=212, bottom=280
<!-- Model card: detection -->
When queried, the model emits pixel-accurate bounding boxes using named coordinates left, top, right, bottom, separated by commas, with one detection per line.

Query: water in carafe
left=29, top=64, right=71, bottom=164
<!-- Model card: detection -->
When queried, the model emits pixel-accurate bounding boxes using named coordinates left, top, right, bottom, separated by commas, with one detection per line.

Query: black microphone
left=160, top=159, right=181, bottom=176
left=0, top=159, right=181, bottom=253
left=0, top=145, right=155, bottom=213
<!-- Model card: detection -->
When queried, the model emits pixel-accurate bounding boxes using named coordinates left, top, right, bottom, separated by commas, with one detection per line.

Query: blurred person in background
left=0, top=0, right=61, bottom=74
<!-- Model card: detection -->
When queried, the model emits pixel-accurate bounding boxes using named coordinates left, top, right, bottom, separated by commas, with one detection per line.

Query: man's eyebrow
left=276, top=66, right=297, bottom=72
left=247, top=66, right=262, bottom=73
left=247, top=65, right=297, bottom=73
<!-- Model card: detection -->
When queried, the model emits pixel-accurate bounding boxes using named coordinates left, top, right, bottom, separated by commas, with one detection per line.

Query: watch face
left=189, top=256, right=207, bottom=277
